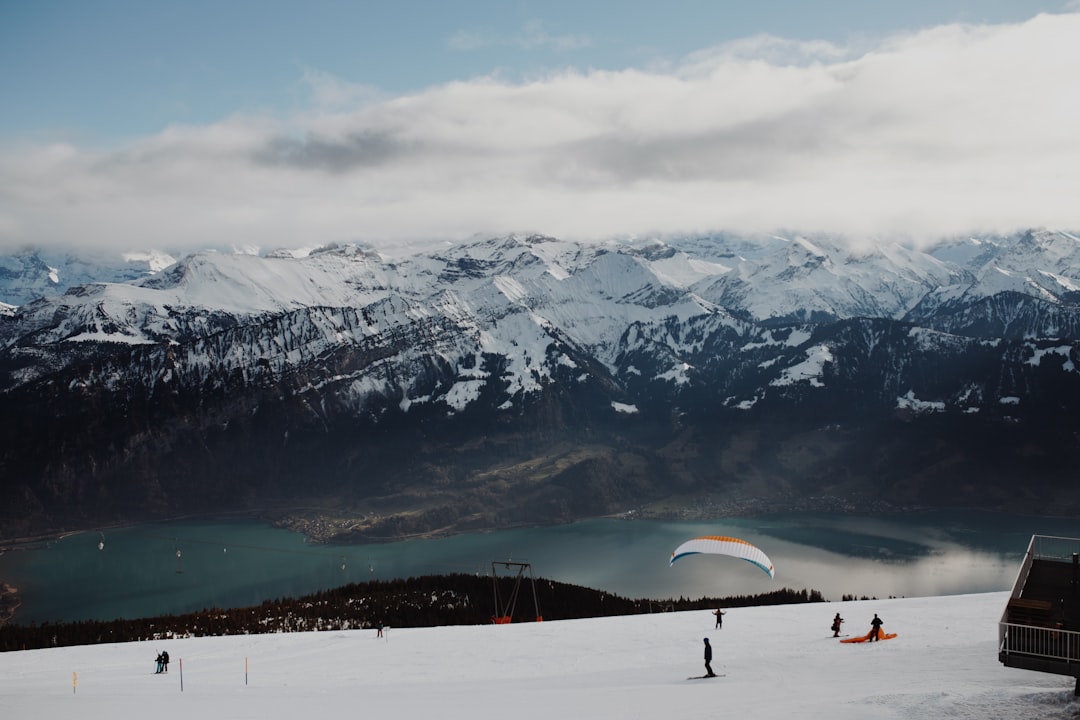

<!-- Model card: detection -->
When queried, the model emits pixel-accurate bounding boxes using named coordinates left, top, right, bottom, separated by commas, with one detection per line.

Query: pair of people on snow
left=154, top=650, right=170, bottom=673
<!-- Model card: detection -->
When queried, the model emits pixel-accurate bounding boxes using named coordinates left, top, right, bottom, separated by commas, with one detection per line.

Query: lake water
left=2, top=509, right=1079, bottom=625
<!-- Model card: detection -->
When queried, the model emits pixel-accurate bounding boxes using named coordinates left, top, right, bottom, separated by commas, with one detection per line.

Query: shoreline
left=1, top=498, right=1068, bottom=549
left=0, top=583, right=20, bottom=627
left=269, top=497, right=927, bottom=544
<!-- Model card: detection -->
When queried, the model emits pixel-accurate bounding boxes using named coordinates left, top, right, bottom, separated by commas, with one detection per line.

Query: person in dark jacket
left=703, top=637, right=716, bottom=677
left=713, top=608, right=726, bottom=629
left=869, top=614, right=883, bottom=641
left=831, top=612, right=844, bottom=637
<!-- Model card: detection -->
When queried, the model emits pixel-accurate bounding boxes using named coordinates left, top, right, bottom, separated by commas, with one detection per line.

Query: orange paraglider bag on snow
left=840, top=628, right=897, bottom=643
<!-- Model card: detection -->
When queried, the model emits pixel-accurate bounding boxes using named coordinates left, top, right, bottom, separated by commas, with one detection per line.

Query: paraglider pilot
left=869, top=613, right=883, bottom=641
left=831, top=612, right=844, bottom=637
left=703, top=637, right=716, bottom=677
left=713, top=608, right=726, bottom=629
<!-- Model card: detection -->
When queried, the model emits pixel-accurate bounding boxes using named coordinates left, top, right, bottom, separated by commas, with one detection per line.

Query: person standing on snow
left=703, top=638, right=716, bottom=677
left=869, top=614, right=884, bottom=641
left=713, top=608, right=726, bottom=629
left=832, top=613, right=844, bottom=637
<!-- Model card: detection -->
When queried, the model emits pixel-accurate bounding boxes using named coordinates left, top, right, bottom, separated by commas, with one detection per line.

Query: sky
left=2, top=592, right=1077, bottom=719
left=2, top=1, right=1080, bottom=255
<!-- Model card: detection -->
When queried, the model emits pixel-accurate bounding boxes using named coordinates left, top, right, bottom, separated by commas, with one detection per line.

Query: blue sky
left=2, top=0, right=1068, bottom=139
left=1, top=1, right=1079, bottom=252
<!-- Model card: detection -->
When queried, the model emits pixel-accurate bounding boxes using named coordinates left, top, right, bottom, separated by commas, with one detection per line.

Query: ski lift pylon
left=490, top=560, right=542, bottom=624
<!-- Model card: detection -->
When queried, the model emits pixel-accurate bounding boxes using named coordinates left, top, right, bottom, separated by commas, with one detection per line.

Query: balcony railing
left=1000, top=621, right=1080, bottom=663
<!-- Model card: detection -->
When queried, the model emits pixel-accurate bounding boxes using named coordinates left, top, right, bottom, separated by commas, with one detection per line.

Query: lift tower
left=490, top=560, right=542, bottom=623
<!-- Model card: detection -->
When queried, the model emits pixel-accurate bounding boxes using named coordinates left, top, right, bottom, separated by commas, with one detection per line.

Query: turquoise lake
left=2, top=509, right=1079, bottom=625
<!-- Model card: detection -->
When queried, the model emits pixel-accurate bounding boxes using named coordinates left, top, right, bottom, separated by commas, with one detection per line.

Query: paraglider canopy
left=669, top=535, right=775, bottom=579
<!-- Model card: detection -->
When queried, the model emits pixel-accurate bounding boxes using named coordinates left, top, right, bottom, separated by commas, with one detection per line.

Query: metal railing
left=1031, top=536, right=1080, bottom=564
left=1002, top=535, right=1037, bottom=607
left=1000, top=622, right=1080, bottom=663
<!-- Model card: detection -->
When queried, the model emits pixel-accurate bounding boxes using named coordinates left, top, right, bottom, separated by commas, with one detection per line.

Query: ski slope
left=1, top=591, right=1076, bottom=719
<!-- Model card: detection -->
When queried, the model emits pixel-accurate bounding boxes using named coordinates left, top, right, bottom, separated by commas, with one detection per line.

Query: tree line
left=0, top=574, right=825, bottom=652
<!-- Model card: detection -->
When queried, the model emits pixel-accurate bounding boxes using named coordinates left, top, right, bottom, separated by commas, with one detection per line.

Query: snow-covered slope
left=911, top=230, right=1080, bottom=335
left=686, top=233, right=963, bottom=323
left=1, top=591, right=1074, bottom=719
left=0, top=247, right=176, bottom=307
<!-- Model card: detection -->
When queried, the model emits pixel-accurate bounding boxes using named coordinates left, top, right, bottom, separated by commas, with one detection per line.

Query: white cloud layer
left=1, top=13, right=1078, bottom=254
left=447, top=19, right=592, bottom=52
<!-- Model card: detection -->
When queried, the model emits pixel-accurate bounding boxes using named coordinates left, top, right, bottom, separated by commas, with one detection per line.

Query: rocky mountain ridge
left=2, top=229, right=1079, bottom=539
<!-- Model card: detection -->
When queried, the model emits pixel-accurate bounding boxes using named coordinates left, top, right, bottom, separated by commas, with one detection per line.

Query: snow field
left=1, top=591, right=1077, bottom=719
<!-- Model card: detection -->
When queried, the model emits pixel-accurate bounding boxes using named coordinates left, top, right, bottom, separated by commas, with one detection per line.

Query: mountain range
left=2, top=229, right=1080, bottom=540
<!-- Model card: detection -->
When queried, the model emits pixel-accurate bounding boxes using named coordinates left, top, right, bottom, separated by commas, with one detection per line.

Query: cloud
left=297, top=69, right=387, bottom=114
left=254, top=131, right=411, bottom=173
left=2, top=12, right=1079, bottom=254
left=447, top=20, right=591, bottom=52
left=681, top=33, right=852, bottom=70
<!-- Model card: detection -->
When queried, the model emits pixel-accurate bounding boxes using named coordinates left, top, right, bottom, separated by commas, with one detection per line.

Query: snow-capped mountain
left=683, top=233, right=963, bottom=324
left=0, top=246, right=177, bottom=307
left=2, top=230, right=1079, bottom=539
left=909, top=230, right=1080, bottom=337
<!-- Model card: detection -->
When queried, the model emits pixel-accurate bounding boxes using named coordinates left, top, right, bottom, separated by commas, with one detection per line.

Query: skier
left=869, top=613, right=883, bottom=641
left=831, top=612, right=844, bottom=637
left=713, top=608, right=726, bottom=629
left=703, top=638, right=716, bottom=677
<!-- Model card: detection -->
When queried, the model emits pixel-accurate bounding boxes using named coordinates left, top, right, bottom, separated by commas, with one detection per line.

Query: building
left=998, top=535, right=1080, bottom=694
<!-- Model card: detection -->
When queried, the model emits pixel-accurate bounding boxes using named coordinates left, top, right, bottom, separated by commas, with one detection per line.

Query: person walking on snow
left=703, top=638, right=716, bottom=677
left=713, top=608, right=726, bottom=629
left=831, top=613, right=844, bottom=637
left=869, top=613, right=884, bottom=641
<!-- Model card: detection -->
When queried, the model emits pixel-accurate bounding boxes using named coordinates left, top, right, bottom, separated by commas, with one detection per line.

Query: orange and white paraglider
left=669, top=535, right=775, bottom=579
